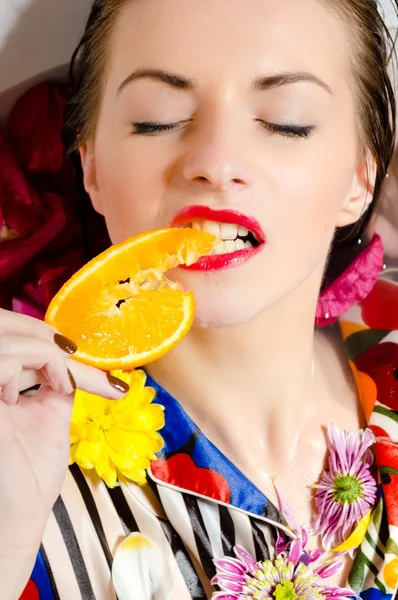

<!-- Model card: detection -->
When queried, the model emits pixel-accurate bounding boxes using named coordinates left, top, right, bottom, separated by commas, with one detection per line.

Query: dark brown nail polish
left=106, top=373, right=130, bottom=394
left=68, top=369, right=77, bottom=391
left=54, top=333, right=78, bottom=355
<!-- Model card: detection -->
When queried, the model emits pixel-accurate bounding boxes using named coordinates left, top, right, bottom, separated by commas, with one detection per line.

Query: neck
left=147, top=285, right=324, bottom=436
left=146, top=275, right=363, bottom=502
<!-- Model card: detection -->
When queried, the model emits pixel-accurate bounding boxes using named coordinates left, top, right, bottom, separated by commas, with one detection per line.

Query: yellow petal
left=73, top=389, right=108, bottom=421
left=96, top=460, right=118, bottom=488
left=119, top=466, right=148, bottom=485
left=70, top=443, right=78, bottom=465
left=332, top=509, right=372, bottom=553
left=115, top=405, right=165, bottom=432
left=105, top=428, right=159, bottom=457
left=70, top=422, right=87, bottom=444
left=74, top=439, right=107, bottom=470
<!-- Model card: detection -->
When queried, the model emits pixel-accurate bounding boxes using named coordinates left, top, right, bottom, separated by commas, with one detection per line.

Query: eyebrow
left=116, top=68, right=332, bottom=96
left=252, top=72, right=333, bottom=95
left=117, top=68, right=195, bottom=96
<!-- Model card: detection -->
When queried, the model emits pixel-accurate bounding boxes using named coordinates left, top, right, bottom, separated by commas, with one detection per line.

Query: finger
left=67, top=359, right=130, bottom=400
left=18, top=369, right=46, bottom=394
left=17, top=361, right=129, bottom=401
left=0, top=335, right=74, bottom=396
left=21, top=384, right=75, bottom=428
left=0, top=356, right=22, bottom=405
left=19, top=359, right=131, bottom=400
left=0, top=309, right=77, bottom=352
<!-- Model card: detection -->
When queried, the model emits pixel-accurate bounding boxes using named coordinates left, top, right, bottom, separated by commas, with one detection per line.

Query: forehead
left=107, top=0, right=350, bottom=90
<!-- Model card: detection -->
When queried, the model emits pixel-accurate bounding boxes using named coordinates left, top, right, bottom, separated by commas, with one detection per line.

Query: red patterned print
left=361, top=279, right=398, bottom=330
left=354, top=342, right=398, bottom=411
left=152, top=454, right=231, bottom=503
left=374, top=439, right=398, bottom=527
left=20, top=579, right=40, bottom=600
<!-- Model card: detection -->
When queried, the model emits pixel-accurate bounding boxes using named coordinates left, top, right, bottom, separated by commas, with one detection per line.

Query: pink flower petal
left=273, top=480, right=299, bottom=532
left=211, top=593, right=240, bottom=600
left=213, top=574, right=245, bottom=593
left=315, top=561, right=344, bottom=579
left=213, top=557, right=247, bottom=576
left=233, top=546, right=257, bottom=573
left=288, top=537, right=303, bottom=565
left=309, top=549, right=325, bottom=563
left=322, top=586, right=355, bottom=600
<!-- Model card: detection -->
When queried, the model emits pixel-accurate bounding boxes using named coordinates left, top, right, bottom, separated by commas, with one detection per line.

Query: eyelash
left=130, top=120, right=315, bottom=139
left=131, top=120, right=190, bottom=134
left=257, top=121, right=315, bottom=139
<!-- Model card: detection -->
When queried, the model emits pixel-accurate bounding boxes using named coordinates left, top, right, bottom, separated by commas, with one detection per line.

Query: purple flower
left=312, top=424, right=377, bottom=550
left=211, top=540, right=353, bottom=600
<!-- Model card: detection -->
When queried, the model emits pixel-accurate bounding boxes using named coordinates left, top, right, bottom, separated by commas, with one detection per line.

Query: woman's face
left=81, top=0, right=373, bottom=328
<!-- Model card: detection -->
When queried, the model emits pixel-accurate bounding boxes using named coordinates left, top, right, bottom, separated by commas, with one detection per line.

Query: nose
left=181, top=121, right=252, bottom=192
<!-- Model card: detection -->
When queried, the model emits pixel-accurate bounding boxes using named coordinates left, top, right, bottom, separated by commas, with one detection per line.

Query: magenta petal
left=213, top=557, right=247, bottom=576
left=212, top=594, right=240, bottom=600
left=309, top=549, right=324, bottom=563
left=233, top=546, right=257, bottom=572
left=323, top=586, right=355, bottom=600
left=301, top=527, right=309, bottom=547
left=289, top=538, right=303, bottom=565
left=214, top=574, right=245, bottom=593
left=315, top=561, right=344, bottom=579
left=276, top=529, right=289, bottom=554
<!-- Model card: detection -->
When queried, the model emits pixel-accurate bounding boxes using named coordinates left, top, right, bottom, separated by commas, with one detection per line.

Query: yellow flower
left=70, top=369, right=165, bottom=488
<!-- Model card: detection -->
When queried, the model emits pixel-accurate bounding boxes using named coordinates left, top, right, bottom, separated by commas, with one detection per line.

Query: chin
left=191, top=290, right=265, bottom=329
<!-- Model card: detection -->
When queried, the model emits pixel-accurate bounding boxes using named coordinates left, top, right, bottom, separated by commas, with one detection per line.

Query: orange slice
left=45, top=227, right=216, bottom=369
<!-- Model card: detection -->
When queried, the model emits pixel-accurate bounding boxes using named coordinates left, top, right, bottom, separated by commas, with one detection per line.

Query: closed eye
left=131, top=120, right=191, bottom=135
left=257, top=120, right=315, bottom=139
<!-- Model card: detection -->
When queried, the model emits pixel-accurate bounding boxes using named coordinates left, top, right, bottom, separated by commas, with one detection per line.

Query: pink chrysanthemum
left=211, top=539, right=352, bottom=600
left=312, top=424, right=377, bottom=550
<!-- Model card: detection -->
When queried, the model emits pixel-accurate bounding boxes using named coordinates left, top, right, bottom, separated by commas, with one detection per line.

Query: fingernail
left=68, top=369, right=77, bottom=391
left=106, top=373, right=130, bottom=393
left=54, top=333, right=78, bottom=355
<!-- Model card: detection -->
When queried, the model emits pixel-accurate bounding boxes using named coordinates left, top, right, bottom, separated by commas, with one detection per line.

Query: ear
left=79, top=140, right=104, bottom=215
left=336, top=153, right=377, bottom=228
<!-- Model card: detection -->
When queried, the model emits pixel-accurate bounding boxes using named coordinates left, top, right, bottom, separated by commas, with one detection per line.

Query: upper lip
left=171, top=205, right=265, bottom=243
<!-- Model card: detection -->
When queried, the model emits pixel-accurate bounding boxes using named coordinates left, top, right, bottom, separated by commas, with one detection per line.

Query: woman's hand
left=0, top=308, right=129, bottom=597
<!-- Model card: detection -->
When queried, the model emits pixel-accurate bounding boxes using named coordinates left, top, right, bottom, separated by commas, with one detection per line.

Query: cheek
left=265, top=134, right=357, bottom=273
left=94, top=140, right=172, bottom=243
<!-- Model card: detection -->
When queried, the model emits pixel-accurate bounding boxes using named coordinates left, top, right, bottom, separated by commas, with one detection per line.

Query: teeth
left=188, top=219, right=257, bottom=244
left=223, top=240, right=237, bottom=253
left=211, top=239, right=250, bottom=255
left=202, top=220, right=220, bottom=237
left=236, top=239, right=245, bottom=250
left=220, top=223, right=238, bottom=240
left=212, top=241, right=226, bottom=255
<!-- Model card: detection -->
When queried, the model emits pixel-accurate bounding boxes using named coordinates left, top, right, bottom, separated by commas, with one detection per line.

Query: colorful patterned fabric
left=20, top=276, right=398, bottom=599
left=339, top=277, right=398, bottom=600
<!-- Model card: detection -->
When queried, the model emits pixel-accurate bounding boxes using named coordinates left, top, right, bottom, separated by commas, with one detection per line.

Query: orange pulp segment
left=45, top=227, right=216, bottom=369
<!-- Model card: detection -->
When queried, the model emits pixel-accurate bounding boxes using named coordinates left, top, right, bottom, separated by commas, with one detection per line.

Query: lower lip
left=180, top=244, right=263, bottom=271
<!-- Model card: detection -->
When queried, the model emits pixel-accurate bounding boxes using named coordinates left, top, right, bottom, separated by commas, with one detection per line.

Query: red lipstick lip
left=180, top=245, right=263, bottom=272
left=171, top=205, right=265, bottom=243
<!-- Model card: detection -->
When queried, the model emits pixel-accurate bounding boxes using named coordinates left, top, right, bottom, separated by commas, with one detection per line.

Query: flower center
left=333, top=474, right=363, bottom=504
left=273, top=580, right=299, bottom=600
